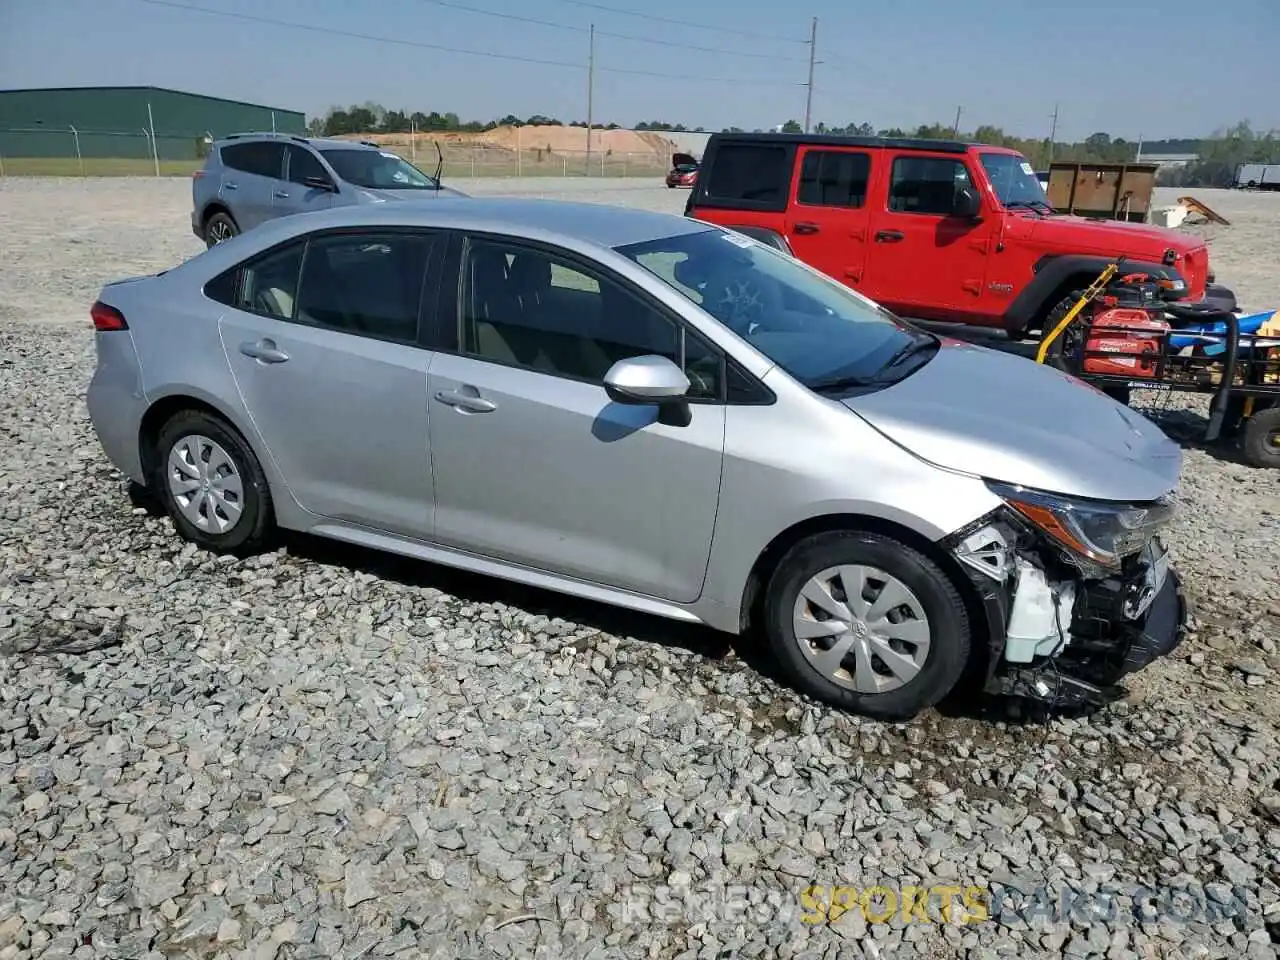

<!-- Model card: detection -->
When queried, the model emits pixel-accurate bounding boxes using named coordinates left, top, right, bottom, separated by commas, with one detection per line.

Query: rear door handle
left=434, top=388, right=497, bottom=414
left=875, top=229, right=905, bottom=243
left=792, top=222, right=820, bottom=235
left=273, top=190, right=290, bottom=199
left=239, top=339, right=289, bottom=364
left=223, top=181, right=238, bottom=191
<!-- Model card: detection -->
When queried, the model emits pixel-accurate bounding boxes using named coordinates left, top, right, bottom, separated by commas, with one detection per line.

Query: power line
left=417, top=0, right=807, bottom=62
left=137, top=0, right=799, bottom=85
left=548, top=0, right=808, bottom=44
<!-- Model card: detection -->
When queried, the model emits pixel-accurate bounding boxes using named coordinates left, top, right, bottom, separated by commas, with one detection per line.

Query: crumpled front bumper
left=946, top=517, right=1190, bottom=708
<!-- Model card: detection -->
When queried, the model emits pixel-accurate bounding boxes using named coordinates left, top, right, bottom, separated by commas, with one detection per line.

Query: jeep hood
left=841, top=341, right=1182, bottom=502
left=1030, top=213, right=1201, bottom=255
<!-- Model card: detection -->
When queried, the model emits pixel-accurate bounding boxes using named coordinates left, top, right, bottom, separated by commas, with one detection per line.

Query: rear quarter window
left=700, top=143, right=792, bottom=212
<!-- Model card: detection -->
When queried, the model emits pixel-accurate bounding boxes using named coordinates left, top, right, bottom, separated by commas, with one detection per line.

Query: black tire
left=1241, top=406, right=1280, bottom=468
left=152, top=409, right=274, bottom=554
left=204, top=211, right=239, bottom=248
left=762, top=530, right=971, bottom=720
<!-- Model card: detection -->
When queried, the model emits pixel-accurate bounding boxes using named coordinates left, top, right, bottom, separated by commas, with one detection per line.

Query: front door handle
left=273, top=190, right=290, bottom=199
left=792, top=222, right=820, bottom=235
left=434, top=388, right=497, bottom=414
left=874, top=229, right=905, bottom=243
left=239, top=339, right=290, bottom=364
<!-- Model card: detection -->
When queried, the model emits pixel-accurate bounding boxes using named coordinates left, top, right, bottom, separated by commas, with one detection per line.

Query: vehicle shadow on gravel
left=125, top=487, right=1124, bottom=729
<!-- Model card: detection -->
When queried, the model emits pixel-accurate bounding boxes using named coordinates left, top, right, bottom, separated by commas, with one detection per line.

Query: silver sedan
left=87, top=197, right=1187, bottom=719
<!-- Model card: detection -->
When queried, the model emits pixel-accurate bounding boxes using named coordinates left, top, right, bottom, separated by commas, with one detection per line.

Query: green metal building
left=0, top=86, right=306, bottom=164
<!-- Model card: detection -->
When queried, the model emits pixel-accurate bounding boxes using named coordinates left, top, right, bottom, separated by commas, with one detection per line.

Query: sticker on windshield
left=1020, top=161, right=1035, bottom=176
left=722, top=231, right=756, bottom=248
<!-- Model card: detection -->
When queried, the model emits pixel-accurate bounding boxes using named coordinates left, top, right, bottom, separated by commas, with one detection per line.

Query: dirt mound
left=344, top=126, right=679, bottom=158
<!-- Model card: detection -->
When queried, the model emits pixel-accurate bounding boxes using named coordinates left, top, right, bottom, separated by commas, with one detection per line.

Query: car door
left=274, top=145, right=337, bottom=218
left=783, top=145, right=875, bottom=292
left=424, top=233, right=727, bottom=604
left=863, top=151, right=998, bottom=323
left=217, top=141, right=285, bottom=231
left=214, top=228, right=441, bottom=538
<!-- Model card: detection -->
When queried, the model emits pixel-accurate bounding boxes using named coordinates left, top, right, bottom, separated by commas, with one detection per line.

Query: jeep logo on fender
left=988, top=282, right=1014, bottom=294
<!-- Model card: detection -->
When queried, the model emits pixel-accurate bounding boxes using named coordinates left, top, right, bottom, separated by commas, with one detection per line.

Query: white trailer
left=1235, top=163, right=1280, bottom=190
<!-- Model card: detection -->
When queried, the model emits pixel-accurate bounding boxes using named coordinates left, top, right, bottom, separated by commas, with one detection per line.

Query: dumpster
left=1045, top=160, right=1159, bottom=223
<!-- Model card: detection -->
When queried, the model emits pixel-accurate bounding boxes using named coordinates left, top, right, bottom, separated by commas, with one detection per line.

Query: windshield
left=318, top=149, right=438, bottom=190
left=615, top=228, right=936, bottom=391
left=979, top=152, right=1052, bottom=209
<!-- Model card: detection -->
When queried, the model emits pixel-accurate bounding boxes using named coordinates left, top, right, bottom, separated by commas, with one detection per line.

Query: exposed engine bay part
left=945, top=506, right=1187, bottom=711
left=1003, top=559, right=1075, bottom=664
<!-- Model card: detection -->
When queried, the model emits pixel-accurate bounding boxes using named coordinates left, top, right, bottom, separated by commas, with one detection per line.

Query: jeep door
left=783, top=146, right=875, bottom=293
left=864, top=150, right=998, bottom=324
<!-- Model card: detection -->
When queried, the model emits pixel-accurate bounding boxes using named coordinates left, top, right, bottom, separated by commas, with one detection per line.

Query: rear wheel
left=204, top=211, right=239, bottom=247
left=1241, top=406, right=1280, bottom=468
left=762, top=531, right=971, bottom=720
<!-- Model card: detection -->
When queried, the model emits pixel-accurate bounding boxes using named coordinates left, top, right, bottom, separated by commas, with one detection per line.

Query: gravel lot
left=1, top=177, right=1279, bottom=960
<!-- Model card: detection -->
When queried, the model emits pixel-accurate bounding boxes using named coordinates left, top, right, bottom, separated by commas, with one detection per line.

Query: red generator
left=1080, top=273, right=1172, bottom=378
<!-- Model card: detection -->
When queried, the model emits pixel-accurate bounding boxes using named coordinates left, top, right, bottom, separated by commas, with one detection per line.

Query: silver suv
left=191, top=133, right=467, bottom=247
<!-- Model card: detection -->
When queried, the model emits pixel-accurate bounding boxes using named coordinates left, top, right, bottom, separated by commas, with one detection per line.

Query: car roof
left=214, top=133, right=383, bottom=151
left=707, top=131, right=973, bottom=155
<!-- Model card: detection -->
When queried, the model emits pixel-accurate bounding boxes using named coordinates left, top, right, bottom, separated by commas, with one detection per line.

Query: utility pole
left=803, top=17, right=817, bottom=134
left=1047, top=102, right=1059, bottom=166
left=1135, top=133, right=1143, bottom=162
left=585, top=23, right=595, bottom=176
left=951, top=106, right=963, bottom=137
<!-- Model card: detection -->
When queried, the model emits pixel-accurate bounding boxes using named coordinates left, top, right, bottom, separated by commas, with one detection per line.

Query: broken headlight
left=985, top=480, right=1177, bottom=571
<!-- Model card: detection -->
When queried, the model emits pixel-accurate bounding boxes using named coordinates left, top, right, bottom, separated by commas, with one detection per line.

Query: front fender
left=1002, top=254, right=1183, bottom=331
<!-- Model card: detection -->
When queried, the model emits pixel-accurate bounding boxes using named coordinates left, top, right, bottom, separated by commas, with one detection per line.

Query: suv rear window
left=220, top=141, right=285, bottom=179
left=797, top=151, right=871, bottom=208
left=702, top=144, right=790, bottom=208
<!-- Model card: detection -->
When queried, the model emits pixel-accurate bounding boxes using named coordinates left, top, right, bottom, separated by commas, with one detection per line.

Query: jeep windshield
left=616, top=228, right=937, bottom=392
left=318, top=149, right=439, bottom=190
left=979, top=152, right=1053, bottom=212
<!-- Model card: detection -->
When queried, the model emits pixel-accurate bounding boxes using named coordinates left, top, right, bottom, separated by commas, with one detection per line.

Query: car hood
left=672, top=152, right=698, bottom=167
left=841, top=340, right=1182, bottom=502
left=1031, top=213, right=1201, bottom=254
left=356, top=185, right=469, bottom=202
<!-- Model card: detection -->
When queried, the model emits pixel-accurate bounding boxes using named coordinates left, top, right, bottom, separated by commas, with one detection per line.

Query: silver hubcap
left=167, top=434, right=244, bottom=534
left=792, top=565, right=931, bottom=694
left=209, top=220, right=233, bottom=243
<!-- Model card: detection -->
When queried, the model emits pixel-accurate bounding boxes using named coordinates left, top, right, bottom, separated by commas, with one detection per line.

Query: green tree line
left=309, top=104, right=1278, bottom=188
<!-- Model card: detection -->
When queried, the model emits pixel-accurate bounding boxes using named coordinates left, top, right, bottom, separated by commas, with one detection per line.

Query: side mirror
left=304, top=175, right=337, bottom=192
left=953, top=185, right=982, bottom=219
left=603, top=355, right=690, bottom=405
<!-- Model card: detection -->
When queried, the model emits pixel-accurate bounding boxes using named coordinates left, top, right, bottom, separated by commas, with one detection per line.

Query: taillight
left=193, top=169, right=206, bottom=180
left=91, top=300, right=128, bottom=331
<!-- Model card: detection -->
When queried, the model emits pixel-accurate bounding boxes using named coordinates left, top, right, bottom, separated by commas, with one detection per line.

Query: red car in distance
left=665, top=152, right=699, bottom=188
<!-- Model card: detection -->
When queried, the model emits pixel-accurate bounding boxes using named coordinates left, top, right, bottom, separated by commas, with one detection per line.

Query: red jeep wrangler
left=684, top=133, right=1235, bottom=337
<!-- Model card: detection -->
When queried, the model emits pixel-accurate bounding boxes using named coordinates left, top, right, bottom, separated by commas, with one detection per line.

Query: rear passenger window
left=237, top=241, right=305, bottom=319
left=459, top=238, right=719, bottom=399
left=220, top=141, right=285, bottom=179
left=798, top=150, right=871, bottom=207
left=702, top=144, right=789, bottom=208
left=888, top=157, right=973, bottom=215
left=295, top=233, right=434, bottom=343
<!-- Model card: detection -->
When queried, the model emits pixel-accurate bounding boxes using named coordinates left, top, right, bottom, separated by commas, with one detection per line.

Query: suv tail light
left=91, top=300, right=128, bottom=331
left=193, top=169, right=206, bottom=180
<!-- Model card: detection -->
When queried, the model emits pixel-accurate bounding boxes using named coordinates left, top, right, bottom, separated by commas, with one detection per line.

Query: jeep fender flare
left=1001, top=254, right=1180, bottom=333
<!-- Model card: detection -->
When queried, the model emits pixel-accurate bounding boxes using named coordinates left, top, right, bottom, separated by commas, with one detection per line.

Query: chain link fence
left=0, top=127, right=673, bottom=179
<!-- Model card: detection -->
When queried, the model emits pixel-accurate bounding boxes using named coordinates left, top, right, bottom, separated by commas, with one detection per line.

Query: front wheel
left=152, top=410, right=274, bottom=554
left=762, top=531, right=971, bottom=720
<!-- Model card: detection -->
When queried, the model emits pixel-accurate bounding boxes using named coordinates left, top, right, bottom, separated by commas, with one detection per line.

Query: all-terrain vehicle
left=685, top=132, right=1236, bottom=337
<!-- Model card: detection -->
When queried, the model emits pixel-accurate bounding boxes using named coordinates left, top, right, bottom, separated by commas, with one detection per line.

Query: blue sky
left=2, top=0, right=1277, bottom=139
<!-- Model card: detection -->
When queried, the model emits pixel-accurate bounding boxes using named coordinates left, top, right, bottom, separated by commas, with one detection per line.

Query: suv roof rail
left=708, top=131, right=970, bottom=155
left=358, top=139, right=380, bottom=148
left=220, top=131, right=311, bottom=145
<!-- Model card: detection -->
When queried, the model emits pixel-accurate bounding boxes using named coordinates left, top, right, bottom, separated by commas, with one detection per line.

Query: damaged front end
left=943, top=481, right=1189, bottom=709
